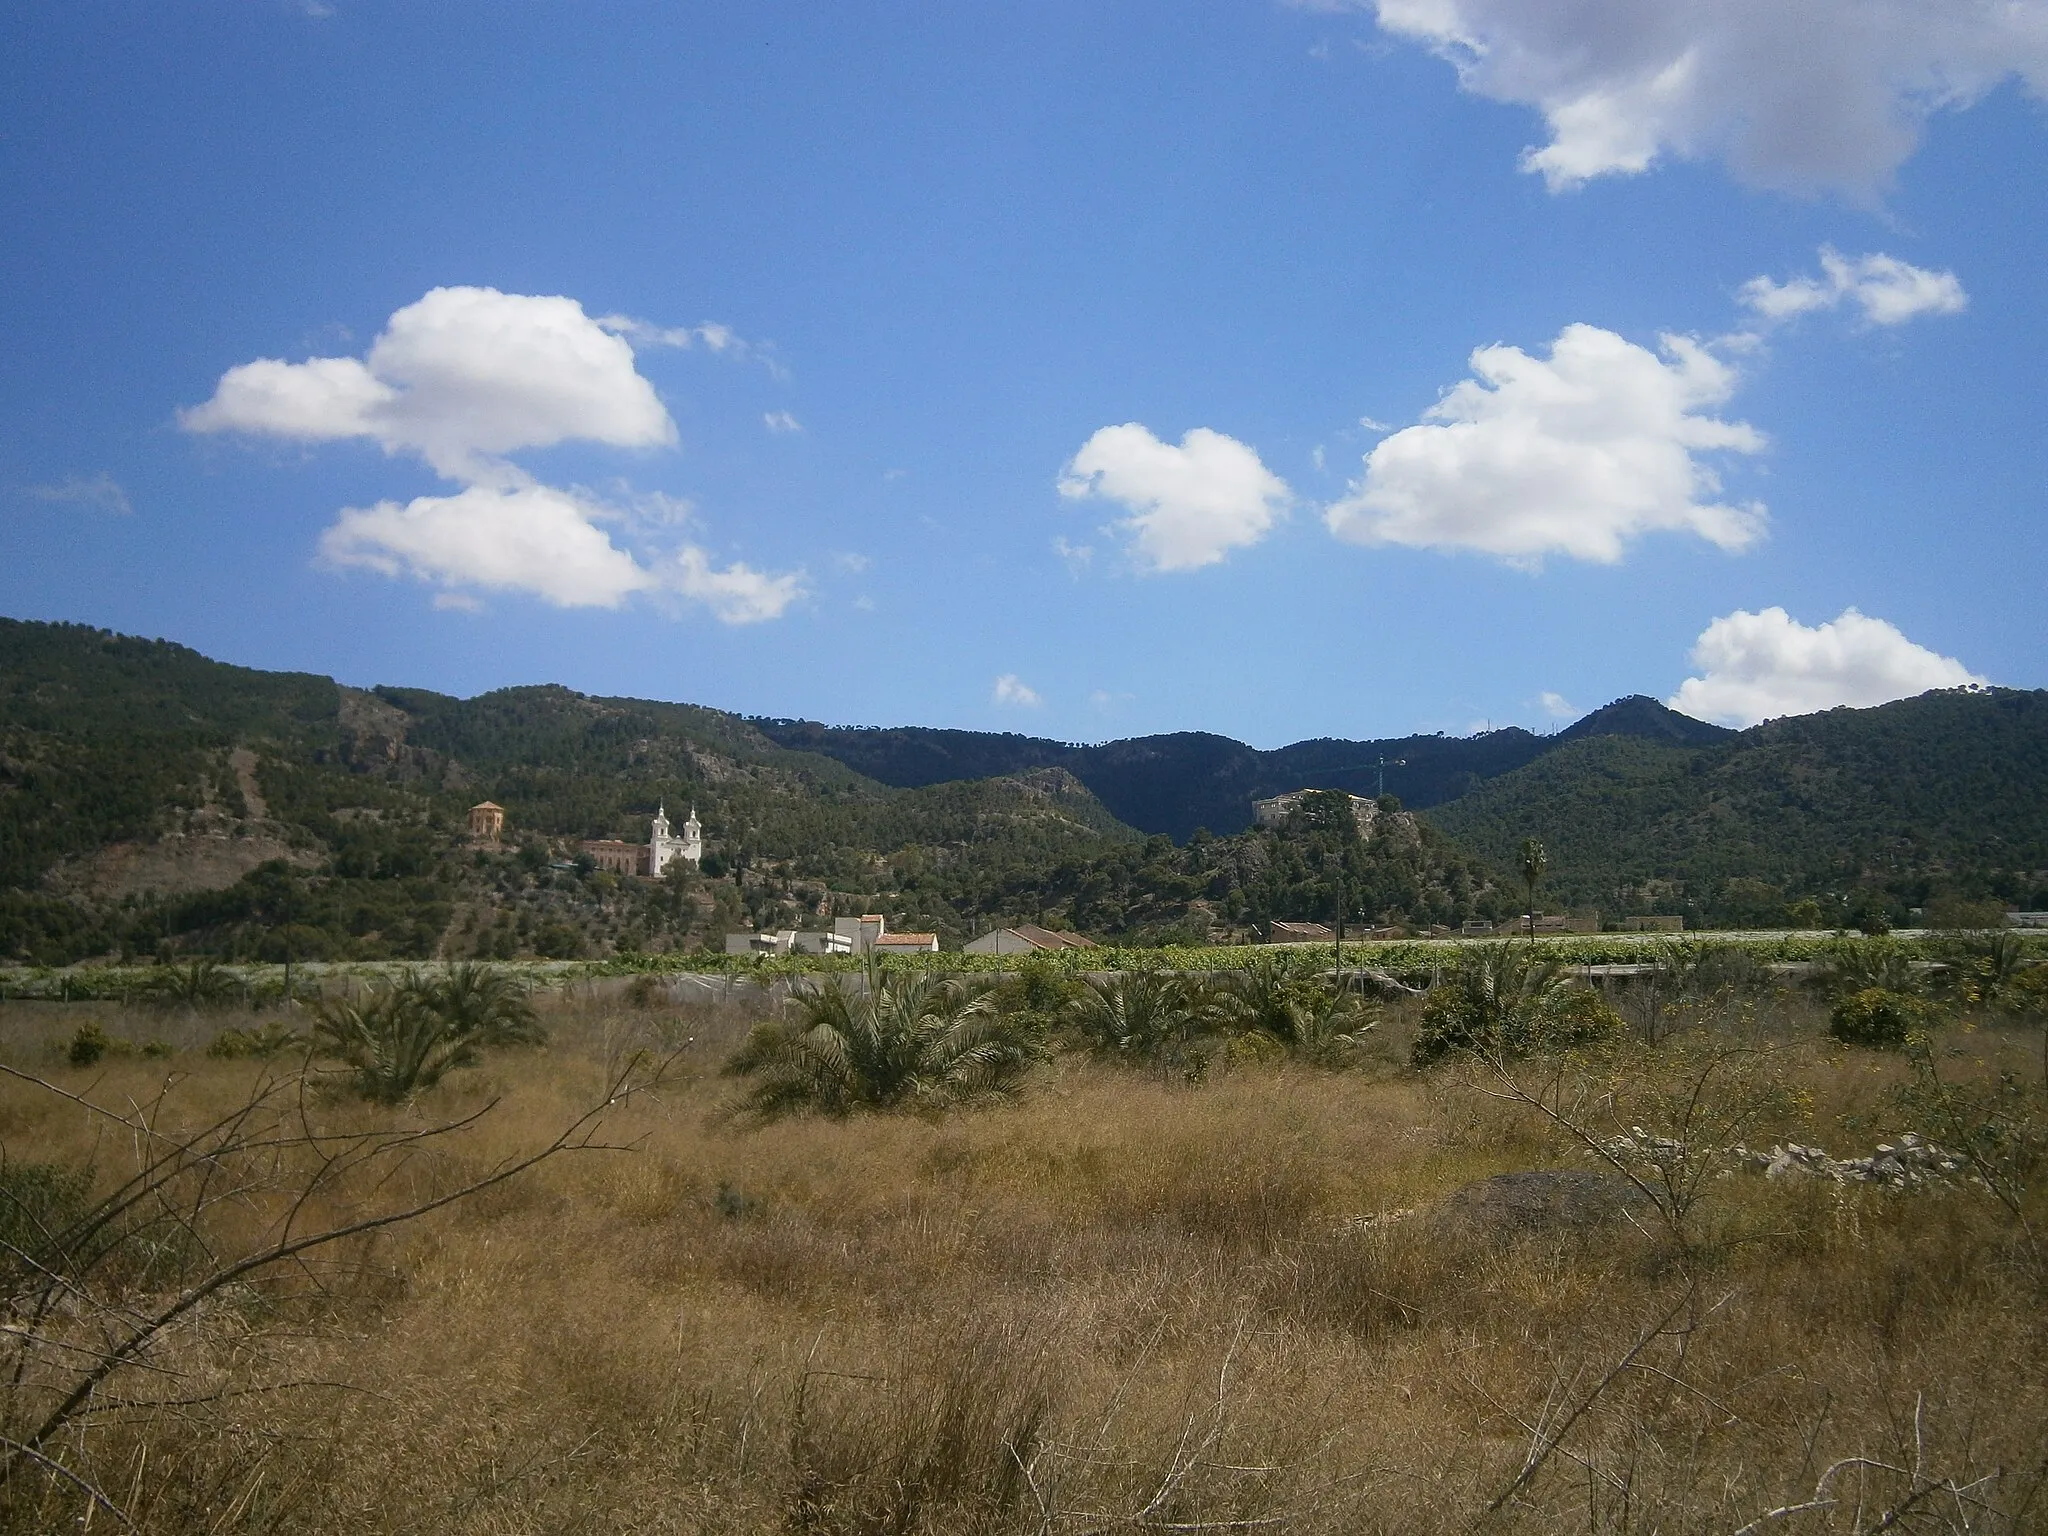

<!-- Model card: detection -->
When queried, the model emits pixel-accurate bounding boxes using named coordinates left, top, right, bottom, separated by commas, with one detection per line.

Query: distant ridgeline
left=753, top=695, right=1732, bottom=842
left=2, top=615, right=2045, bottom=964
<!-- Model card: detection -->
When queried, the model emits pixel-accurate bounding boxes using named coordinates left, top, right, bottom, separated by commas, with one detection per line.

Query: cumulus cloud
left=1668, top=606, right=1986, bottom=726
left=318, top=482, right=803, bottom=619
left=1058, top=424, right=1290, bottom=572
left=1740, top=247, right=1968, bottom=326
left=1325, top=324, right=1765, bottom=565
left=184, top=286, right=674, bottom=481
left=663, top=546, right=806, bottom=625
left=23, top=471, right=132, bottom=516
left=992, top=674, right=1044, bottom=707
left=1367, top=0, right=2048, bottom=194
left=1538, top=691, right=1576, bottom=719
left=187, top=287, right=803, bottom=622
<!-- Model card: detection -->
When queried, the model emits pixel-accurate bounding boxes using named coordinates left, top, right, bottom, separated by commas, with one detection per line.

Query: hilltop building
left=1251, top=790, right=1378, bottom=833
left=467, top=801, right=505, bottom=843
left=581, top=805, right=701, bottom=878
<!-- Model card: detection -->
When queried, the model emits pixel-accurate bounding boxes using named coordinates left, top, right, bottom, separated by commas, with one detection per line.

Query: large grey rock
left=1430, top=1169, right=1654, bottom=1244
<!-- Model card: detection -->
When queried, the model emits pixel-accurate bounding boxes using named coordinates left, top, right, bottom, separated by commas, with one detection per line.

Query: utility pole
left=1375, top=756, right=1407, bottom=800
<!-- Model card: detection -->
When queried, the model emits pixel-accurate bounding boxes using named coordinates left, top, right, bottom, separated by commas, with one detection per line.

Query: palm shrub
left=1065, top=968, right=1217, bottom=1080
left=1412, top=943, right=1623, bottom=1065
left=1210, top=956, right=1378, bottom=1066
left=1812, top=938, right=1924, bottom=1000
left=724, top=962, right=1042, bottom=1117
left=312, top=965, right=540, bottom=1103
left=142, top=958, right=240, bottom=1012
left=424, top=962, right=545, bottom=1047
left=1940, top=930, right=2032, bottom=1013
left=312, top=985, right=469, bottom=1104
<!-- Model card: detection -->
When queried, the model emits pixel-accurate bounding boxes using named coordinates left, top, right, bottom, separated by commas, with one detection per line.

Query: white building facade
left=648, top=805, right=702, bottom=877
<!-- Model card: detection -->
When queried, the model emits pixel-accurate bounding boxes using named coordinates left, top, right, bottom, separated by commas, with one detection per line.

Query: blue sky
left=3, top=1, right=2043, bottom=748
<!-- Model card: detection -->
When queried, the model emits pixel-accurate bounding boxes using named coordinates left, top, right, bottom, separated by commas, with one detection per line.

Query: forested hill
left=1429, top=687, right=2048, bottom=929
left=753, top=694, right=1727, bottom=841
left=0, top=619, right=1498, bottom=962
left=0, top=619, right=1148, bottom=963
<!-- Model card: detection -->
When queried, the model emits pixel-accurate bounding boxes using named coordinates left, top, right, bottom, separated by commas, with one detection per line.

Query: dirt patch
left=227, top=747, right=269, bottom=820
left=43, top=830, right=318, bottom=902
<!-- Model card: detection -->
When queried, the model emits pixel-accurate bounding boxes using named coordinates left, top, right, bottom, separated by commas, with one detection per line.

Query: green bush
left=207, top=1021, right=304, bottom=1060
left=1829, top=987, right=1938, bottom=1048
left=65, top=1023, right=130, bottom=1067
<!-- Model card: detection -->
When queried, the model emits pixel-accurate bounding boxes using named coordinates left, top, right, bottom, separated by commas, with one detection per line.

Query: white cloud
left=1669, top=606, right=1987, bottom=726
left=1538, top=691, right=1576, bottom=719
left=184, top=286, right=675, bottom=481
left=597, top=314, right=788, bottom=380
left=763, top=410, right=802, bottom=433
left=662, top=546, right=806, bottom=625
left=1740, top=247, right=1968, bottom=326
left=23, top=471, right=131, bottom=516
left=1325, top=323, right=1765, bottom=565
left=1368, top=0, right=2048, bottom=195
left=319, top=484, right=659, bottom=609
left=1052, top=536, right=1095, bottom=574
left=318, top=482, right=804, bottom=620
left=188, top=287, right=804, bottom=622
left=432, top=592, right=484, bottom=614
left=1058, top=424, right=1291, bottom=572
left=597, top=314, right=737, bottom=351
left=992, top=674, right=1043, bottom=707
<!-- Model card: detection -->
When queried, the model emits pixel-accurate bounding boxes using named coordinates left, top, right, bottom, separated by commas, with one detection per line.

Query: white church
left=580, top=805, right=702, bottom=878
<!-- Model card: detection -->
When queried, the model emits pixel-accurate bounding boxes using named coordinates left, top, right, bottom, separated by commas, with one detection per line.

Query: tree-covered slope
left=0, top=619, right=1146, bottom=964
left=0, top=620, right=342, bottom=891
left=1429, top=688, right=2048, bottom=926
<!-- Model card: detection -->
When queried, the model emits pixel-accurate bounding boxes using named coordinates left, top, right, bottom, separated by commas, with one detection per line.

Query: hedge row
left=6, top=930, right=2041, bottom=1002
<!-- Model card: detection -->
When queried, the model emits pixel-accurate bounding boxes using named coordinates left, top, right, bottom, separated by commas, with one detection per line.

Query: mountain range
left=754, top=693, right=1732, bottom=841
left=3, top=615, right=2044, bottom=964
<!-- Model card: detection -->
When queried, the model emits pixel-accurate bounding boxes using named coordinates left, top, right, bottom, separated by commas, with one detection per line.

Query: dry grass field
left=0, top=982, right=2042, bottom=1534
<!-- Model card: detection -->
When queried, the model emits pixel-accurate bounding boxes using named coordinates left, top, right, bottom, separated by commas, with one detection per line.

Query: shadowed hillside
left=1430, top=687, right=2048, bottom=927
left=753, top=712, right=1731, bottom=840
